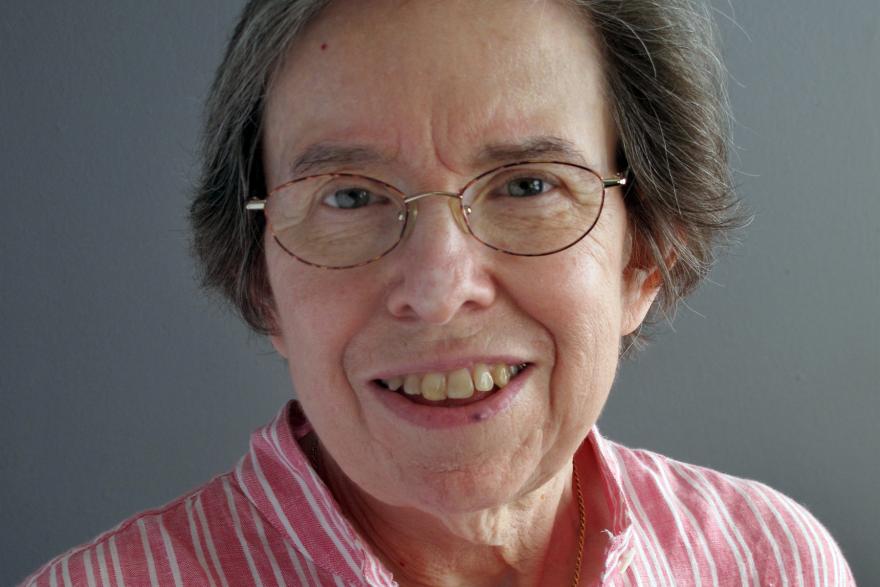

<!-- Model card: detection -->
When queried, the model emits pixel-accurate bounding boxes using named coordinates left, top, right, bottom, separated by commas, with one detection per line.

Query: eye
left=505, top=176, right=553, bottom=197
left=322, top=187, right=376, bottom=209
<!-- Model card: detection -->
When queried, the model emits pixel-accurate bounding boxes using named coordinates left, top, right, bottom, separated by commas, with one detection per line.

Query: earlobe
left=620, top=222, right=676, bottom=335
left=270, top=332, right=289, bottom=359
left=259, top=286, right=287, bottom=358
left=621, top=265, right=661, bottom=336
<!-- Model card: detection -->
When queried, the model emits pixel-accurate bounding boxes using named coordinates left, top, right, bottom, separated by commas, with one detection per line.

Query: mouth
left=373, top=362, right=530, bottom=407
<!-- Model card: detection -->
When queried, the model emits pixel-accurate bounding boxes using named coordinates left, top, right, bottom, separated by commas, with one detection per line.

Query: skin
left=261, top=0, right=659, bottom=584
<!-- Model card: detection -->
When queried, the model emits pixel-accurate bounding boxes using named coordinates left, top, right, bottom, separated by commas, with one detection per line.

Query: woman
left=23, top=0, right=855, bottom=585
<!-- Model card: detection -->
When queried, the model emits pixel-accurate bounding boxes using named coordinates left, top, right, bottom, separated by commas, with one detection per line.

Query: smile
left=375, top=362, right=529, bottom=406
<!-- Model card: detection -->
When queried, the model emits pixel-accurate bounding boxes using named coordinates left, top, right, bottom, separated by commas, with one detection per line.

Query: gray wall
left=1, top=1, right=876, bottom=584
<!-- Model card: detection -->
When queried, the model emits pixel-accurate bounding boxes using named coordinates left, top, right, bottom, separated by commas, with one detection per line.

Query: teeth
left=379, top=363, right=526, bottom=401
left=472, top=364, right=494, bottom=392
left=421, top=373, right=446, bottom=400
left=446, top=368, right=475, bottom=399
left=491, top=364, right=510, bottom=388
left=403, top=374, right=421, bottom=396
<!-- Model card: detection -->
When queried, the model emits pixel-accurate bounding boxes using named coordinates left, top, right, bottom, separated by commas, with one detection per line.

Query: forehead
left=262, top=0, right=614, bottom=179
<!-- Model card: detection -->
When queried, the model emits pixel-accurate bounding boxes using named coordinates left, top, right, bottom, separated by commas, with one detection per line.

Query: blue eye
left=507, top=177, right=549, bottom=197
left=324, top=188, right=373, bottom=209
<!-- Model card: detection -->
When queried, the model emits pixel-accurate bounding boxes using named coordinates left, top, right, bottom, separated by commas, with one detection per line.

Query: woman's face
left=262, top=0, right=656, bottom=514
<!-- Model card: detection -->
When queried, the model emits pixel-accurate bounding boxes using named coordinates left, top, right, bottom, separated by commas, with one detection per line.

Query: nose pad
left=448, top=197, right=470, bottom=234
left=402, top=194, right=471, bottom=240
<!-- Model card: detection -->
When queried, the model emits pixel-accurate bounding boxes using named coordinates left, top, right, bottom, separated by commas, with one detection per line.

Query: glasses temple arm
left=602, top=176, right=627, bottom=189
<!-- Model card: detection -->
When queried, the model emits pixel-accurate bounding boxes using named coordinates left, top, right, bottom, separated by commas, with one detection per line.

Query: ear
left=620, top=231, right=670, bottom=336
left=252, top=268, right=288, bottom=359
left=264, top=306, right=288, bottom=359
left=621, top=267, right=661, bottom=336
left=270, top=331, right=289, bottom=359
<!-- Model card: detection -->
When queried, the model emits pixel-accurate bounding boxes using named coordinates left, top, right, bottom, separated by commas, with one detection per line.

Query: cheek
left=520, top=219, right=628, bottom=414
left=268, top=260, right=382, bottom=466
left=540, top=254, right=623, bottom=375
left=266, top=244, right=373, bottom=392
left=531, top=226, right=627, bottom=345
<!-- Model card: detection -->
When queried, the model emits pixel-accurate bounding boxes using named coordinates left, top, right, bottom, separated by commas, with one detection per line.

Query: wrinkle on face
left=264, top=0, right=615, bottom=187
left=262, top=3, right=648, bottom=581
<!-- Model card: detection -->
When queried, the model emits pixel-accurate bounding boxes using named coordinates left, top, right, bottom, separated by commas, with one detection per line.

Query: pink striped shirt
left=22, top=400, right=855, bottom=586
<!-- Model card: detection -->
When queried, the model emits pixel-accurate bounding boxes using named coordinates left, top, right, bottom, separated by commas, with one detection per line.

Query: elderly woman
left=24, top=0, right=855, bottom=586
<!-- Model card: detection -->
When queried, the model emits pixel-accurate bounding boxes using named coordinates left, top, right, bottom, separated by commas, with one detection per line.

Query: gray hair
left=190, top=0, right=747, bottom=355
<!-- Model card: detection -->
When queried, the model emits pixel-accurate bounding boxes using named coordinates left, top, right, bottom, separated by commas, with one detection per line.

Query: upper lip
left=367, top=355, right=531, bottom=382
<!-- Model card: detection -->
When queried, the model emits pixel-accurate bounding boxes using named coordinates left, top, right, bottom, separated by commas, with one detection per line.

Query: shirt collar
left=241, top=400, right=636, bottom=584
left=235, top=401, right=391, bottom=584
left=587, top=424, right=639, bottom=582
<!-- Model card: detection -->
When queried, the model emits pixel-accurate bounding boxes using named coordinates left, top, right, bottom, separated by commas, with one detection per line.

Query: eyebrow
left=476, top=136, right=589, bottom=168
left=289, top=143, right=392, bottom=177
left=288, top=135, right=591, bottom=178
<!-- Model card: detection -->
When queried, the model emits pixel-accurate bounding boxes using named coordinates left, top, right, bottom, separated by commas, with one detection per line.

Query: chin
left=378, top=462, right=536, bottom=516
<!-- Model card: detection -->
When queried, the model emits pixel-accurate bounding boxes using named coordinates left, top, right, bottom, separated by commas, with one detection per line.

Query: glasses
left=245, top=160, right=627, bottom=269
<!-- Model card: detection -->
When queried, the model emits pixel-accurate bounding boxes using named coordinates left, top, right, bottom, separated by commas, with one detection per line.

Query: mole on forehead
left=288, top=136, right=592, bottom=177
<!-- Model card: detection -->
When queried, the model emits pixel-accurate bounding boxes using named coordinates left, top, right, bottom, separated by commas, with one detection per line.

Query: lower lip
left=368, top=366, right=529, bottom=429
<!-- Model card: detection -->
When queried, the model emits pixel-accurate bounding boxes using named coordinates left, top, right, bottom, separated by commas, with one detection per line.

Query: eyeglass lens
left=265, top=162, right=605, bottom=268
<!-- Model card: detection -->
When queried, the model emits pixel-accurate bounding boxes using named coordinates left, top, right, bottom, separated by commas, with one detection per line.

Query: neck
left=318, top=452, right=586, bottom=587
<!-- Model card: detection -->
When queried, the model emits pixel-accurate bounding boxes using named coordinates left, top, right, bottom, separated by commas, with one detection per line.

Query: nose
left=384, top=194, right=496, bottom=324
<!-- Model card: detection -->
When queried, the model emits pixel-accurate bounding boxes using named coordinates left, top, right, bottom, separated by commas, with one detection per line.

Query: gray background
left=1, top=1, right=876, bottom=584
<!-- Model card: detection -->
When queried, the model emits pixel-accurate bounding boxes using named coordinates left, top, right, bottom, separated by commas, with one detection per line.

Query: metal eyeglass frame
left=245, top=159, right=628, bottom=269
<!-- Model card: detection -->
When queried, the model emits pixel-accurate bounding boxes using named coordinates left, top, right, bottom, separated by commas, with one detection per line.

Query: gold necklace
left=309, top=441, right=586, bottom=587
left=571, top=461, right=586, bottom=587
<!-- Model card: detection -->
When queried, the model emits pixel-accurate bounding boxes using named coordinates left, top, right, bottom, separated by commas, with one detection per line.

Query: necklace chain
left=571, top=461, right=586, bottom=587
left=309, top=440, right=586, bottom=587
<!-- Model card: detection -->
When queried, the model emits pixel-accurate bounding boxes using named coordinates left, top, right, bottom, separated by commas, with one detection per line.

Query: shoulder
left=19, top=472, right=250, bottom=587
left=605, top=439, right=856, bottom=586
left=21, top=463, right=369, bottom=587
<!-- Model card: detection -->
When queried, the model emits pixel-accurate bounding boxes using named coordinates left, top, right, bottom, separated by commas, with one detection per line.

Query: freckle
left=320, top=42, right=328, bottom=50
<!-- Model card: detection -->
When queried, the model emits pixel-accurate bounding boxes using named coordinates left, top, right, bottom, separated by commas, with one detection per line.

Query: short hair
left=190, top=0, right=747, bottom=355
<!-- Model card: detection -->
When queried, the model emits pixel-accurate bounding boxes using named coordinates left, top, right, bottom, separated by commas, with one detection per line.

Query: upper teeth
left=380, top=363, right=526, bottom=401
